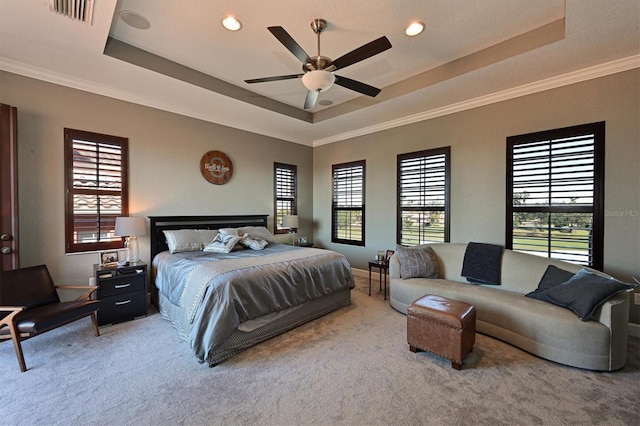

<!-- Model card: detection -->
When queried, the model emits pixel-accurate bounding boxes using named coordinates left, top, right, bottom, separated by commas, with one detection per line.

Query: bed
left=149, top=215, right=355, bottom=366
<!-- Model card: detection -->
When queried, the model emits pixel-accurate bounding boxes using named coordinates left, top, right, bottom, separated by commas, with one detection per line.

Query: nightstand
left=94, top=262, right=147, bottom=326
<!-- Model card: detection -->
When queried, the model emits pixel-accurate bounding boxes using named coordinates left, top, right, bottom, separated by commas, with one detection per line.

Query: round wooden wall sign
left=200, top=150, right=233, bottom=185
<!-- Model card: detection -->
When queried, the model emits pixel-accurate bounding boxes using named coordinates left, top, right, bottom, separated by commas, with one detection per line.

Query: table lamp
left=282, top=215, right=299, bottom=245
left=115, top=216, right=146, bottom=262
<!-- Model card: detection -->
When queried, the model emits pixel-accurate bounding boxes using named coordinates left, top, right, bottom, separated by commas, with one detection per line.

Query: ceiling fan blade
left=334, top=75, right=381, bottom=97
left=332, top=36, right=392, bottom=70
left=304, top=90, right=319, bottom=109
left=245, top=74, right=303, bottom=84
left=268, top=26, right=312, bottom=65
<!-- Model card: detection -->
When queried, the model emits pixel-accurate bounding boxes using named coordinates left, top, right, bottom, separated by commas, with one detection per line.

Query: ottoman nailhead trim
left=408, top=315, right=466, bottom=331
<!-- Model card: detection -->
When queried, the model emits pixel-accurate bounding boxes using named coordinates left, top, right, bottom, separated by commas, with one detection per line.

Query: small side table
left=368, top=260, right=389, bottom=300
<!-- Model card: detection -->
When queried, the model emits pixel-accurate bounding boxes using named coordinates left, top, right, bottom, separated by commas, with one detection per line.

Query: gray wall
left=1, top=70, right=313, bottom=286
left=1, top=68, right=638, bottom=324
left=313, top=69, right=639, bottom=321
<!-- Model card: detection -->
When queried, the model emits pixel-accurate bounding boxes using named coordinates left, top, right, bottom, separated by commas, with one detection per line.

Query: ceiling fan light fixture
left=222, top=16, right=241, bottom=31
left=302, top=70, right=335, bottom=92
left=405, top=21, right=424, bottom=37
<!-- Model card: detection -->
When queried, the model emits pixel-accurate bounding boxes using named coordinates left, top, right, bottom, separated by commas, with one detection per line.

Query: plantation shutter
left=397, top=147, right=450, bottom=246
left=507, top=122, right=604, bottom=268
left=274, top=163, right=297, bottom=233
left=332, top=161, right=365, bottom=245
left=65, top=129, right=128, bottom=253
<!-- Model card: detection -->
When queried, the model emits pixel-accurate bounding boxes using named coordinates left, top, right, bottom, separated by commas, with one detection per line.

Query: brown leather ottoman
left=407, top=294, right=476, bottom=370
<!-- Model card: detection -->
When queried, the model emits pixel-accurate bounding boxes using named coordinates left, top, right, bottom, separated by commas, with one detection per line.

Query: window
left=274, top=163, right=297, bottom=234
left=64, top=128, right=129, bottom=253
left=506, top=122, right=604, bottom=269
left=332, top=160, right=365, bottom=245
left=397, top=147, right=450, bottom=246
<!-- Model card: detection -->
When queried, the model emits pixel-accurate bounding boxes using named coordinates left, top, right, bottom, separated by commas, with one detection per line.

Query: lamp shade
left=302, top=70, right=335, bottom=92
left=114, top=216, right=146, bottom=237
left=282, top=215, right=299, bottom=229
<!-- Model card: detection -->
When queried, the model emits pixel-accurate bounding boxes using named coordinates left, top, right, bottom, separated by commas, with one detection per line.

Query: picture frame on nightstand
left=99, top=250, right=119, bottom=267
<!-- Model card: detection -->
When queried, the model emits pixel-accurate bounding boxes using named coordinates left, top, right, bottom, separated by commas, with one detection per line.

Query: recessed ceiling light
left=119, top=10, right=151, bottom=30
left=222, top=16, right=242, bottom=31
left=318, top=99, right=333, bottom=106
left=405, top=21, right=424, bottom=37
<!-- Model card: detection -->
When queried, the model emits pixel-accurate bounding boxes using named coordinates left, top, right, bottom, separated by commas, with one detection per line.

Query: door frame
left=0, top=103, right=19, bottom=270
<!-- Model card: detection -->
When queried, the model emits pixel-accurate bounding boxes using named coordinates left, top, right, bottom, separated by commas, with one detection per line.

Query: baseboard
left=352, top=266, right=640, bottom=338
left=352, top=268, right=368, bottom=279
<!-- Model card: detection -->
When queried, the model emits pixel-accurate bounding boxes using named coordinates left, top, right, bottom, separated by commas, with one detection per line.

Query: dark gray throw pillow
left=396, top=245, right=440, bottom=279
left=526, top=265, right=575, bottom=301
left=536, top=268, right=635, bottom=321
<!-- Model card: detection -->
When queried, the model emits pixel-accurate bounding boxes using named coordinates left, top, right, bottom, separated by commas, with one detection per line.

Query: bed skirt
left=157, top=288, right=352, bottom=366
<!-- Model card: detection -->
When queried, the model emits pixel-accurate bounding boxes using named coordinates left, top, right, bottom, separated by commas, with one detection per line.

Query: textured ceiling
left=0, top=0, right=638, bottom=145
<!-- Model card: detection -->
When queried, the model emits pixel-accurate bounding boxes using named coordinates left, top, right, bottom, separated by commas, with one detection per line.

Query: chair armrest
left=55, top=285, right=99, bottom=301
left=0, top=306, right=26, bottom=328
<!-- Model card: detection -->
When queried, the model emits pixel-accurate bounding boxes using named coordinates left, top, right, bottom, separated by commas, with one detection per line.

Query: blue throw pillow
left=535, top=268, right=635, bottom=321
left=526, top=265, right=575, bottom=301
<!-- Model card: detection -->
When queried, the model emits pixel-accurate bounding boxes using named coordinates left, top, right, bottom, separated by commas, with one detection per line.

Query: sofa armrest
left=389, top=253, right=400, bottom=279
left=592, top=290, right=630, bottom=371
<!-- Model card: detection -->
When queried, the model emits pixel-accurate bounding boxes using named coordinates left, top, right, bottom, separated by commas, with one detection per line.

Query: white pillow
left=203, top=233, right=243, bottom=253
left=163, top=229, right=219, bottom=254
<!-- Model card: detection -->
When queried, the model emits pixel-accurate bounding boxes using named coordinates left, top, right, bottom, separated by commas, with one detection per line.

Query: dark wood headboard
left=148, top=215, right=269, bottom=262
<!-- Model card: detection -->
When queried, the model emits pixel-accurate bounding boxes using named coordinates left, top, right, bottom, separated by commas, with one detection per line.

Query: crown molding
left=312, top=54, right=640, bottom=147
left=0, top=57, right=313, bottom=146
left=1, top=54, right=637, bottom=148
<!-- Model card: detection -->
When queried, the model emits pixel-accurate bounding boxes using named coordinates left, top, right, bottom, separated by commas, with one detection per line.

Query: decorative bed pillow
left=396, top=245, right=439, bottom=279
left=238, top=226, right=276, bottom=243
left=218, top=228, right=239, bottom=236
left=532, top=268, right=635, bottom=321
left=526, top=265, right=575, bottom=300
left=203, top=233, right=243, bottom=253
left=163, top=229, right=219, bottom=253
left=239, top=233, right=268, bottom=250
left=218, top=226, right=276, bottom=243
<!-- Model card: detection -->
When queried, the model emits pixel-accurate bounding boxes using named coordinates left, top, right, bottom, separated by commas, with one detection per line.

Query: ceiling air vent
left=49, top=0, right=94, bottom=25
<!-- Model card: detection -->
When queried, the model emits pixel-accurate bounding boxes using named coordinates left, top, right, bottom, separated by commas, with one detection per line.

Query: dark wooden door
left=0, top=103, right=19, bottom=270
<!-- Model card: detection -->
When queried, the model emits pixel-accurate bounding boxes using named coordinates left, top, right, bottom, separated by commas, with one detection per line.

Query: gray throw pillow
left=526, top=265, right=575, bottom=301
left=535, top=268, right=635, bottom=321
left=396, top=245, right=440, bottom=279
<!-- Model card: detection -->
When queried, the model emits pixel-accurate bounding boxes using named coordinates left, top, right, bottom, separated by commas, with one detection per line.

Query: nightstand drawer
left=98, top=291, right=147, bottom=326
left=98, top=274, right=145, bottom=298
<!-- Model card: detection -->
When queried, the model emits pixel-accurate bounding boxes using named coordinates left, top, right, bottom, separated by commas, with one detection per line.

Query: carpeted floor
left=1, top=272, right=639, bottom=426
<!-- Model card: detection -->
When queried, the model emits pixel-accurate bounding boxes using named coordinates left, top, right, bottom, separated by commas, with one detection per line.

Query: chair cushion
left=0, top=300, right=100, bottom=335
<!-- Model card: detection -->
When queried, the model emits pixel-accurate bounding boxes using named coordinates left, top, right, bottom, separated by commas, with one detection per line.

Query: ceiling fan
left=245, top=18, right=392, bottom=109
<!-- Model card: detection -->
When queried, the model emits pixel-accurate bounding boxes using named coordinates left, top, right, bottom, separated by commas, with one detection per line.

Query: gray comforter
left=154, top=243, right=354, bottom=363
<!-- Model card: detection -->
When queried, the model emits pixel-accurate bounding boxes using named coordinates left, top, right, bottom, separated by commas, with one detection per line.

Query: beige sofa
left=389, top=243, right=630, bottom=371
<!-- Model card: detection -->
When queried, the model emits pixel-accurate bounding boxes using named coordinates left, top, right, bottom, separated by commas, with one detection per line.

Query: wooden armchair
left=0, top=265, right=101, bottom=372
